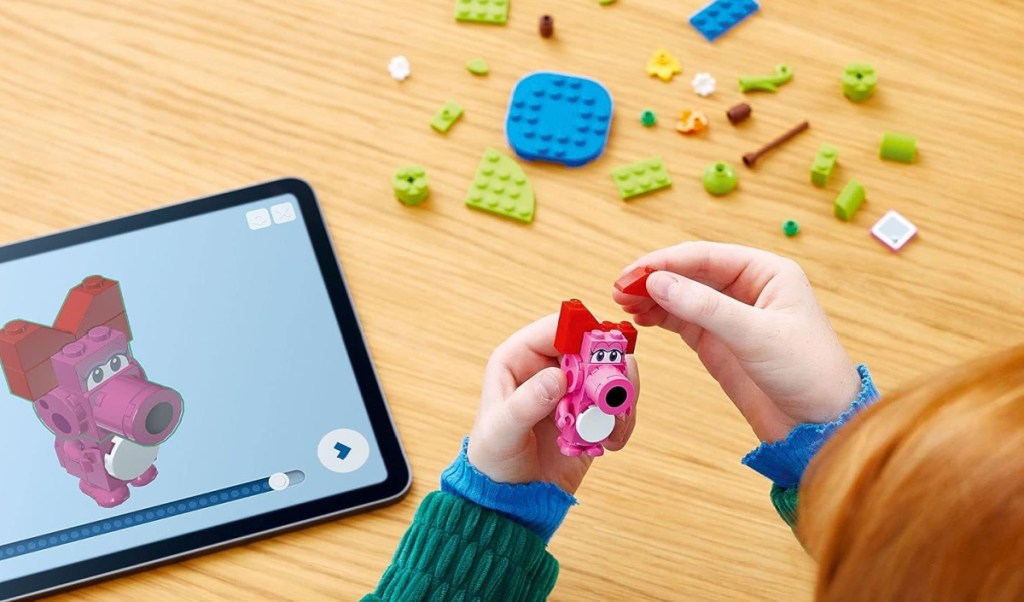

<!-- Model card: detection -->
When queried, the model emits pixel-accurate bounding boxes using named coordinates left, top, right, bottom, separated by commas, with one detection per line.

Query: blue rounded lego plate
left=505, top=72, right=614, bottom=168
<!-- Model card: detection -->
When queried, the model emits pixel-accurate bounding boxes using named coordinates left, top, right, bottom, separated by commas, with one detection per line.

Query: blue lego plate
left=505, top=72, right=614, bottom=168
left=689, top=0, right=760, bottom=42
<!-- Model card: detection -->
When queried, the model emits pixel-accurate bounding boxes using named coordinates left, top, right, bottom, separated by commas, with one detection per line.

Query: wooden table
left=2, top=1, right=1021, bottom=600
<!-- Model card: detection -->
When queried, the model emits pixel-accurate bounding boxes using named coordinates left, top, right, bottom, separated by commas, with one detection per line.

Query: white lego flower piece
left=388, top=56, right=411, bottom=81
left=691, top=72, right=716, bottom=97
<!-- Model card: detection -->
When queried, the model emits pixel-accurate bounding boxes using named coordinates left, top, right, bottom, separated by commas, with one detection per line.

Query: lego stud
left=392, top=165, right=430, bottom=206
left=640, top=110, right=657, bottom=127
left=87, top=326, right=112, bottom=342
left=539, top=14, right=554, bottom=38
left=782, top=220, right=800, bottom=237
left=83, top=275, right=106, bottom=289
left=842, top=62, right=877, bottom=102
left=3, top=319, right=28, bottom=335
left=743, top=120, right=809, bottom=168
left=726, top=102, right=752, bottom=125
left=62, top=342, right=86, bottom=358
left=702, top=161, right=738, bottom=196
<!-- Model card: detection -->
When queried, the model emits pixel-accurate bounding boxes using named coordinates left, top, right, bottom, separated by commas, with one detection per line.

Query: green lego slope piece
left=880, top=132, right=917, bottom=163
left=454, top=0, right=509, bottom=24
left=612, top=157, right=672, bottom=200
left=465, top=148, right=535, bottom=223
left=466, top=58, right=490, bottom=75
left=431, top=101, right=464, bottom=134
left=842, top=62, right=877, bottom=102
left=834, top=179, right=865, bottom=221
left=810, top=143, right=839, bottom=187
left=393, top=165, right=429, bottom=206
left=702, top=161, right=738, bottom=196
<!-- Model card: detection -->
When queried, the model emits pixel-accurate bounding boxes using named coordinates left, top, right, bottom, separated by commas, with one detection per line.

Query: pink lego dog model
left=553, top=299, right=637, bottom=457
left=0, top=276, right=183, bottom=508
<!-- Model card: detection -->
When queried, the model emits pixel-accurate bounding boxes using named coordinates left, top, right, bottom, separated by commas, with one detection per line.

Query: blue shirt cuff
left=741, top=364, right=880, bottom=488
left=440, top=438, right=577, bottom=544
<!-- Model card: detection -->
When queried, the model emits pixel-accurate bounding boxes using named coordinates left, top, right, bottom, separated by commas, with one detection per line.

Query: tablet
left=0, top=178, right=411, bottom=600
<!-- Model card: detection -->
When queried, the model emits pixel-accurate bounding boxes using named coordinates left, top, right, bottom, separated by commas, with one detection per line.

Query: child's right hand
left=614, top=242, right=862, bottom=443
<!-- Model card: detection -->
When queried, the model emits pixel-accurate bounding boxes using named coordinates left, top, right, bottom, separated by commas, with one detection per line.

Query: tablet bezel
left=0, top=178, right=411, bottom=601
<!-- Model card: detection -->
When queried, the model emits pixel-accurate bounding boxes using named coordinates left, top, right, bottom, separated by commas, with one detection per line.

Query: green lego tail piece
left=431, top=101, right=464, bottom=134
left=739, top=64, right=793, bottom=93
left=842, top=62, right=877, bottom=102
left=810, top=144, right=838, bottom=187
left=612, top=157, right=672, bottom=200
left=465, top=148, right=536, bottom=223
left=834, top=180, right=865, bottom=221
left=454, top=0, right=509, bottom=24
left=393, top=165, right=430, bottom=206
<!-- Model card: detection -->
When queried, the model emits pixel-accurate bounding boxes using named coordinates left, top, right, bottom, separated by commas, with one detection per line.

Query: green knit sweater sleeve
left=360, top=491, right=559, bottom=602
left=770, top=484, right=800, bottom=531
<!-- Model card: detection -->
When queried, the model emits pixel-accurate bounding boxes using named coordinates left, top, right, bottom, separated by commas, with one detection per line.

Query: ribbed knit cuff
left=440, top=438, right=577, bottom=544
left=370, top=491, right=559, bottom=602
left=742, top=364, right=880, bottom=488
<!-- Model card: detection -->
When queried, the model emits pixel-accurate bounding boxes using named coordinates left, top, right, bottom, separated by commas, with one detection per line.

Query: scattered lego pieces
left=640, top=110, right=657, bottom=127
left=739, top=64, right=793, bottom=93
left=388, top=56, right=411, bottom=81
left=726, top=102, right=752, bottom=125
left=691, top=72, right=716, bottom=97
left=615, top=266, right=656, bottom=298
left=834, top=180, right=865, bottom=221
left=430, top=101, right=464, bottom=134
left=782, top=220, right=800, bottom=237
left=506, top=72, right=613, bottom=167
left=465, top=148, right=536, bottom=223
left=880, top=132, right=917, bottom=163
left=702, top=161, right=738, bottom=196
left=392, top=165, right=430, bottom=206
left=675, top=109, right=709, bottom=135
left=466, top=58, right=490, bottom=76
left=810, top=143, right=839, bottom=187
left=646, top=49, right=682, bottom=82
left=611, top=157, right=672, bottom=200
left=689, top=0, right=760, bottom=42
left=539, top=14, right=554, bottom=38
left=842, top=62, right=877, bottom=102
left=743, top=120, right=809, bottom=167
left=454, top=0, right=509, bottom=24
left=871, top=210, right=918, bottom=252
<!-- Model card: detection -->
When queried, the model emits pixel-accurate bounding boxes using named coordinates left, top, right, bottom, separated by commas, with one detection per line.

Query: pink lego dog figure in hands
left=553, top=299, right=637, bottom=457
left=0, top=276, right=183, bottom=508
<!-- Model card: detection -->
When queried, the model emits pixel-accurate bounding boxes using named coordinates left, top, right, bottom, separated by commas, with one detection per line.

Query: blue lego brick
left=689, top=0, right=760, bottom=42
left=505, top=72, right=613, bottom=168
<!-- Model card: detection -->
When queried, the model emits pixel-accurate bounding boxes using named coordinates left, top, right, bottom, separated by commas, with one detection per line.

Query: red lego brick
left=617, top=321, right=638, bottom=354
left=53, top=276, right=128, bottom=339
left=554, top=299, right=600, bottom=355
left=614, top=265, right=656, bottom=298
left=3, top=360, right=59, bottom=401
left=102, top=312, right=133, bottom=342
left=0, top=320, right=75, bottom=373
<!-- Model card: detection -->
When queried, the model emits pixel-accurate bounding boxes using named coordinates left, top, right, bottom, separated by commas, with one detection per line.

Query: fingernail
left=537, top=370, right=562, bottom=403
left=647, top=272, right=677, bottom=300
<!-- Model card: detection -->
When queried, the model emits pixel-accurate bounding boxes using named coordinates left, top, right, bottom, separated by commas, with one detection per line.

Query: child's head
left=800, top=345, right=1024, bottom=601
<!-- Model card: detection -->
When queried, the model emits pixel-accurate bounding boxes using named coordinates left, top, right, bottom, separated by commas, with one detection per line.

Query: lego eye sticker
left=589, top=348, right=624, bottom=364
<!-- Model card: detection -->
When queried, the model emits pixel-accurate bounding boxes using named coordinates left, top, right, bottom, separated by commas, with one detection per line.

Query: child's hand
left=614, top=242, right=861, bottom=443
left=467, top=314, right=640, bottom=495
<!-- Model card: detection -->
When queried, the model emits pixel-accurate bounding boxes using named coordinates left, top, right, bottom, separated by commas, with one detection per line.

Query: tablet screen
left=0, top=180, right=408, bottom=596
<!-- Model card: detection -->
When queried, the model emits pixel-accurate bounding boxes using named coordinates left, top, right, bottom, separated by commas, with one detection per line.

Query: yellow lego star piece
left=646, top=49, right=682, bottom=82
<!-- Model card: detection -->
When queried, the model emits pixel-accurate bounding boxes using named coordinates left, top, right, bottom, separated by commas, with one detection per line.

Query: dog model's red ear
left=54, top=276, right=132, bottom=341
left=554, top=299, right=600, bottom=355
left=617, top=321, right=638, bottom=354
left=0, top=320, right=75, bottom=400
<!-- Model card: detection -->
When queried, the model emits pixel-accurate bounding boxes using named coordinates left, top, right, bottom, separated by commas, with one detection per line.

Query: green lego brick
left=702, top=161, right=738, bottom=196
left=880, top=132, right=917, bottom=163
left=600, top=0, right=617, bottom=4
left=465, top=58, right=489, bottom=76
left=739, top=64, right=793, bottom=93
left=640, top=110, right=657, bottom=127
left=465, top=148, right=535, bottom=223
left=431, top=101, right=464, bottom=134
left=782, top=220, right=800, bottom=237
left=454, top=0, right=509, bottom=24
left=842, top=62, right=877, bottom=102
left=393, top=165, right=429, bottom=206
left=612, top=157, right=672, bottom=200
left=834, top=179, right=865, bottom=221
left=810, top=143, right=838, bottom=187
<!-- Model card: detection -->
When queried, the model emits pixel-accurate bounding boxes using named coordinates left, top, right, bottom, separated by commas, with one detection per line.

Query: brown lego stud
left=726, top=102, right=752, bottom=125
left=743, top=120, right=810, bottom=167
left=539, top=15, right=554, bottom=38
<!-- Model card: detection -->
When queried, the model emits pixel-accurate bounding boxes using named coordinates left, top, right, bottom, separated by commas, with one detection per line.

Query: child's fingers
left=646, top=271, right=761, bottom=350
left=604, top=357, right=640, bottom=452
left=483, top=314, right=561, bottom=398
left=486, top=367, right=567, bottom=447
left=620, top=241, right=778, bottom=291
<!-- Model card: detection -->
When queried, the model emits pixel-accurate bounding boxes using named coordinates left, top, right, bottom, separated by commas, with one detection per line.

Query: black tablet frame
left=0, top=178, right=411, bottom=601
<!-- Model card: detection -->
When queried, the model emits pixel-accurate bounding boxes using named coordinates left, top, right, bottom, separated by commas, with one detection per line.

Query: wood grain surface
left=1, top=1, right=1022, bottom=600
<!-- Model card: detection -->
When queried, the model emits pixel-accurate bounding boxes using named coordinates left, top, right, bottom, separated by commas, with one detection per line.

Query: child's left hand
left=467, top=314, right=640, bottom=494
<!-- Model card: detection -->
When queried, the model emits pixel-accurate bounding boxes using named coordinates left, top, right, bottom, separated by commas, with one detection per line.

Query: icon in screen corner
left=317, top=429, right=370, bottom=473
left=245, top=208, right=272, bottom=230
left=270, top=201, right=296, bottom=224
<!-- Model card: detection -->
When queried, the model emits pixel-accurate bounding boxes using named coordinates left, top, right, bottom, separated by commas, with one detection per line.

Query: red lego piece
left=614, top=265, right=656, bottom=298
left=2, top=361, right=60, bottom=401
left=53, top=276, right=128, bottom=339
left=617, top=321, right=638, bottom=354
left=102, top=312, right=133, bottom=342
left=554, top=299, right=601, bottom=355
left=0, top=320, right=75, bottom=373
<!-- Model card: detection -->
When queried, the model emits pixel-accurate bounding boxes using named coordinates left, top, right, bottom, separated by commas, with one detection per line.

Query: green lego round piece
left=393, top=165, right=429, bottom=206
left=782, top=220, right=800, bottom=237
left=702, top=161, right=738, bottom=196
left=842, top=62, right=877, bottom=102
left=880, top=131, right=917, bottom=163
left=466, top=58, right=489, bottom=76
left=640, top=110, right=657, bottom=127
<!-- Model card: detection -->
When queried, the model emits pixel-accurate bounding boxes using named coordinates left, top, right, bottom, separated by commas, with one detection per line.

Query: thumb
left=646, top=271, right=760, bottom=349
left=497, top=367, right=566, bottom=440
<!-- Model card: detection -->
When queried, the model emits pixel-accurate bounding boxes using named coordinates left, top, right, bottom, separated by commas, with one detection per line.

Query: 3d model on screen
left=0, top=276, right=183, bottom=508
left=553, top=299, right=637, bottom=457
